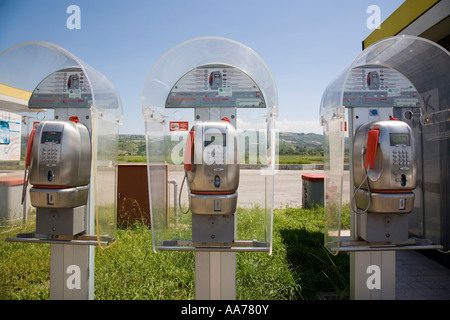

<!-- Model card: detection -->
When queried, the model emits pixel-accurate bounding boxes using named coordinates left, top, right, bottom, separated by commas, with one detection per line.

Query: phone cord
left=178, top=171, right=191, bottom=214
left=351, top=168, right=372, bottom=214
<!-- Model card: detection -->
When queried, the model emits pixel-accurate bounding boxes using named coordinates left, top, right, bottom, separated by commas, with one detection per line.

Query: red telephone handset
left=22, top=127, right=36, bottom=204
left=184, top=129, right=195, bottom=171
left=25, top=128, right=36, bottom=167
left=365, top=128, right=379, bottom=169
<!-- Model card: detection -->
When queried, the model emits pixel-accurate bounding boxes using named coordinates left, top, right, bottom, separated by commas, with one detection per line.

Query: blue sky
left=0, top=0, right=405, bottom=134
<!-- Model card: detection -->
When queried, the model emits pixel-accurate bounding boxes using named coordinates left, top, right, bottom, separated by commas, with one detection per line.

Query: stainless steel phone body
left=29, top=120, right=91, bottom=189
left=185, top=121, right=239, bottom=243
left=187, top=121, right=239, bottom=194
left=353, top=120, right=416, bottom=214
left=28, top=120, right=91, bottom=236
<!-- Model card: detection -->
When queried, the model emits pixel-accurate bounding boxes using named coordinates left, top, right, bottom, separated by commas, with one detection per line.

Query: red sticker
left=169, top=121, right=189, bottom=131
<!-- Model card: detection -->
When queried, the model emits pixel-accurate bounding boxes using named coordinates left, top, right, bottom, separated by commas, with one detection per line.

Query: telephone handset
left=21, top=127, right=37, bottom=204
left=365, top=127, right=379, bottom=170
left=184, top=128, right=195, bottom=172
left=179, top=127, right=195, bottom=214
left=25, top=128, right=36, bottom=167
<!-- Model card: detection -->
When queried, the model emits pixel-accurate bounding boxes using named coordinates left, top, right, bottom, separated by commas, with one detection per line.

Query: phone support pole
left=348, top=107, right=395, bottom=300
left=195, top=252, right=236, bottom=300
left=50, top=244, right=94, bottom=299
left=351, top=251, right=396, bottom=300
left=159, top=240, right=270, bottom=299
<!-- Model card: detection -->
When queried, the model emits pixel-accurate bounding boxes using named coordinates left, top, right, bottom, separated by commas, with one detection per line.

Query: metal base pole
left=350, top=250, right=396, bottom=300
left=195, top=251, right=236, bottom=300
left=50, top=244, right=94, bottom=300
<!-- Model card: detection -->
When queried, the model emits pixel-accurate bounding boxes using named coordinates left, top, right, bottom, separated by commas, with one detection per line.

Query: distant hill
left=278, top=132, right=324, bottom=156
left=120, top=133, right=325, bottom=147
left=279, top=132, right=324, bottom=148
left=119, top=132, right=326, bottom=157
left=119, top=134, right=145, bottom=142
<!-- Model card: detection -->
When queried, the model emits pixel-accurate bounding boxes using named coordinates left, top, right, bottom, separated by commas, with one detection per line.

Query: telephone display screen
left=41, top=131, right=62, bottom=144
left=390, top=133, right=410, bottom=146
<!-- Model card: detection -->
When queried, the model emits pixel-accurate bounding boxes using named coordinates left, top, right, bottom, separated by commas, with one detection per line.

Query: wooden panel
left=117, top=163, right=168, bottom=228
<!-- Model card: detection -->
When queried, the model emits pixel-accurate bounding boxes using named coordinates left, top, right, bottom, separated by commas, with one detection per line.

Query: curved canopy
left=142, top=36, right=277, bottom=115
left=0, top=41, right=122, bottom=121
left=320, top=35, right=449, bottom=120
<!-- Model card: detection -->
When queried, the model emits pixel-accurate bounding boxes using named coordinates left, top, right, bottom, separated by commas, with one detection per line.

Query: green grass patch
left=278, top=154, right=324, bottom=164
left=0, top=205, right=350, bottom=300
left=0, top=216, right=50, bottom=300
left=118, top=155, right=147, bottom=163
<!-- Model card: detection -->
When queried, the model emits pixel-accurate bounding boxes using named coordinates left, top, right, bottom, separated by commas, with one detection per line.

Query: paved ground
left=396, top=250, right=450, bottom=300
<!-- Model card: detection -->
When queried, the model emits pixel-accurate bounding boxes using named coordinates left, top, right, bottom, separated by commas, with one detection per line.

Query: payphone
left=366, top=71, right=379, bottom=90
left=181, top=119, right=239, bottom=243
left=27, top=118, right=92, bottom=236
left=209, top=71, right=222, bottom=90
left=319, top=34, right=448, bottom=300
left=143, top=38, right=277, bottom=253
left=353, top=119, right=416, bottom=213
left=2, top=42, right=122, bottom=300
left=352, top=119, right=416, bottom=242
left=142, top=36, right=278, bottom=300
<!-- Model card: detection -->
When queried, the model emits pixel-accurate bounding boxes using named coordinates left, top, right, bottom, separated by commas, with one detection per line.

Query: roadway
left=169, top=168, right=351, bottom=209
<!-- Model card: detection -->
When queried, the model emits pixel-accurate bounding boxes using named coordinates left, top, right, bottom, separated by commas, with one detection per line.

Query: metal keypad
left=41, top=145, right=60, bottom=165
left=392, top=146, right=410, bottom=167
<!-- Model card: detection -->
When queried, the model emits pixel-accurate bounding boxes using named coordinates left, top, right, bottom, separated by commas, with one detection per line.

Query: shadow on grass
left=279, top=227, right=349, bottom=300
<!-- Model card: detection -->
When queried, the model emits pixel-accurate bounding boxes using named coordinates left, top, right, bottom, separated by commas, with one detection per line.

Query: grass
left=117, top=155, right=147, bottom=163
left=0, top=205, right=350, bottom=300
left=0, top=215, right=50, bottom=300
left=278, top=154, right=324, bottom=164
